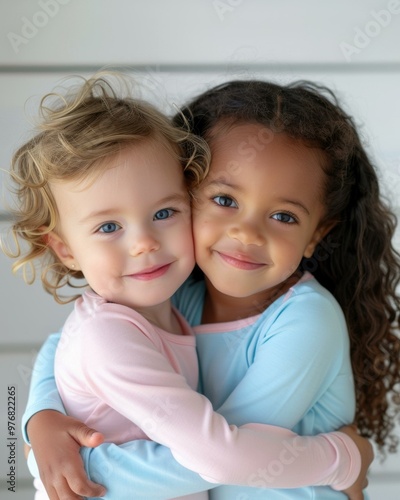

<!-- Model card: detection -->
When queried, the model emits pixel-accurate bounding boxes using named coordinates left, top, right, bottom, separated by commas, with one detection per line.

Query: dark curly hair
left=174, top=79, right=400, bottom=455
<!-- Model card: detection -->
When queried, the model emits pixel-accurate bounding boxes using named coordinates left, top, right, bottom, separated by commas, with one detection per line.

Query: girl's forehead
left=209, top=122, right=293, bottom=157
left=208, top=120, right=261, bottom=144
left=203, top=124, right=327, bottom=201
left=209, top=124, right=321, bottom=163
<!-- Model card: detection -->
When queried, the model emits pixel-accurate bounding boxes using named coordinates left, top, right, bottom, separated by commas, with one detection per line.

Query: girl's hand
left=339, top=425, right=374, bottom=500
left=27, top=410, right=106, bottom=499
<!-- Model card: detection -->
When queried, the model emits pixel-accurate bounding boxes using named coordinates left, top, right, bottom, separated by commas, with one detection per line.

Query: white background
left=0, top=1, right=399, bottom=498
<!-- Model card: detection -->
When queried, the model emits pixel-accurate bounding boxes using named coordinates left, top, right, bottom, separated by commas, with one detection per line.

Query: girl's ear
left=46, top=231, right=79, bottom=270
left=303, top=220, right=337, bottom=259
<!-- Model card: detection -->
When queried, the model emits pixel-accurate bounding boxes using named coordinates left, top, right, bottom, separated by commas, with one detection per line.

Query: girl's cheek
left=192, top=221, right=205, bottom=246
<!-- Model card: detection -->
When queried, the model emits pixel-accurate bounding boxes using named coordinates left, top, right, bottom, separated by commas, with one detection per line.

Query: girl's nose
left=227, top=220, right=266, bottom=246
left=129, top=232, right=160, bottom=256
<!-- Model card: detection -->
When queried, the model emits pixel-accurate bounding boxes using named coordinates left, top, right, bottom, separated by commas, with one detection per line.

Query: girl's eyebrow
left=79, top=208, right=118, bottom=224
left=275, top=198, right=310, bottom=216
left=79, top=193, right=189, bottom=224
left=155, top=193, right=190, bottom=206
left=206, top=178, right=242, bottom=191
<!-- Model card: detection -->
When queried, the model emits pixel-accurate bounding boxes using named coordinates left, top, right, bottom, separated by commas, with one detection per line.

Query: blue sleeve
left=81, top=443, right=212, bottom=499
left=22, top=333, right=65, bottom=443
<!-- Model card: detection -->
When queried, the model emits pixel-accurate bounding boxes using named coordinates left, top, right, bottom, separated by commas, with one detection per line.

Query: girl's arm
left=28, top=413, right=371, bottom=500
left=22, top=333, right=64, bottom=442
left=25, top=318, right=367, bottom=500
left=23, top=334, right=107, bottom=498
left=67, top=315, right=362, bottom=486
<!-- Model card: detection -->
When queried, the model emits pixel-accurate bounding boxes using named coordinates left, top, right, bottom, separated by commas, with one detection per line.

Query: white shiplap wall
left=0, top=1, right=399, bottom=499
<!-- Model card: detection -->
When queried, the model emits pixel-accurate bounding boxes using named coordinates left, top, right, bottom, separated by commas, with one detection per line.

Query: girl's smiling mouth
left=215, top=251, right=267, bottom=270
left=126, top=263, right=172, bottom=280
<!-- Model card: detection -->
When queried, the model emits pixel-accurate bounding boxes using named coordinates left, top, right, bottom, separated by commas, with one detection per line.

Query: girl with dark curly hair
left=175, top=80, right=400, bottom=459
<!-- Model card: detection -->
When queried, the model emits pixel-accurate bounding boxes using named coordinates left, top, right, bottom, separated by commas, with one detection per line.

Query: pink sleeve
left=76, top=317, right=361, bottom=489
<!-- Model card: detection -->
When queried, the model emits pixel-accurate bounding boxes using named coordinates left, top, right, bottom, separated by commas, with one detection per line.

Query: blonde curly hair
left=6, top=72, right=210, bottom=303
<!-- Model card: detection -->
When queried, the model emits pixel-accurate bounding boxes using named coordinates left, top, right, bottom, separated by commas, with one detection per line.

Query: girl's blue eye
left=271, top=213, right=296, bottom=224
left=213, top=195, right=238, bottom=208
left=99, top=222, right=121, bottom=233
left=154, top=209, right=174, bottom=220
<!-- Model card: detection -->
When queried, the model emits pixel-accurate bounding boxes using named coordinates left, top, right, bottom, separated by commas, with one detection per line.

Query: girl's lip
left=216, top=251, right=266, bottom=270
left=127, top=263, right=171, bottom=280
